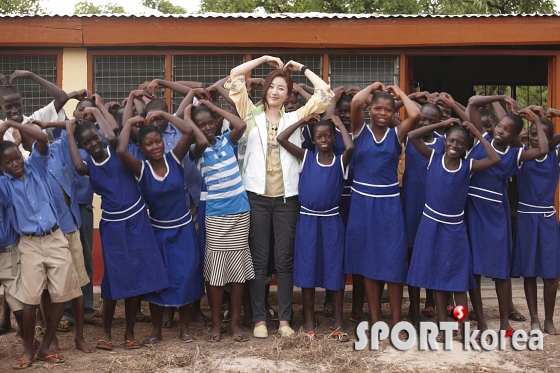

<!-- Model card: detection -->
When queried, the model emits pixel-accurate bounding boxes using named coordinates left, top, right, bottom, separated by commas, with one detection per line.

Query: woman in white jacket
left=225, top=56, right=332, bottom=338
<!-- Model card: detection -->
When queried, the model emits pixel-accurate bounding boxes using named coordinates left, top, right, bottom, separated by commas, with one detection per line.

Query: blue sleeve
left=224, top=132, right=238, bottom=150
left=28, top=142, right=49, bottom=178
left=0, top=177, right=9, bottom=207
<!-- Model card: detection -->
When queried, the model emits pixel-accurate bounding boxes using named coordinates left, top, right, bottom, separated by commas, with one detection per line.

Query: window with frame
left=0, top=54, right=59, bottom=115
left=329, top=54, right=399, bottom=90
left=92, top=55, right=167, bottom=106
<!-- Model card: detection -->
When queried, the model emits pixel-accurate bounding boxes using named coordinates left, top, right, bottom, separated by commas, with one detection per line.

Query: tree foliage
left=74, top=1, right=125, bottom=14
left=141, top=0, right=186, bottom=14
left=199, top=0, right=556, bottom=15
left=0, top=0, right=42, bottom=14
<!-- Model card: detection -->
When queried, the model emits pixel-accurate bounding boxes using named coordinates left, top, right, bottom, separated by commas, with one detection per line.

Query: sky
left=41, top=0, right=559, bottom=15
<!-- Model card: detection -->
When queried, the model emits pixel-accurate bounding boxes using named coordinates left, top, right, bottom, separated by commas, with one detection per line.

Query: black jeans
left=247, top=192, right=299, bottom=322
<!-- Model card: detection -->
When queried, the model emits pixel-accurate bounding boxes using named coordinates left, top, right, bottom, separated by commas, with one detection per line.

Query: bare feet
left=75, top=338, right=95, bottom=353
left=543, top=320, right=558, bottom=335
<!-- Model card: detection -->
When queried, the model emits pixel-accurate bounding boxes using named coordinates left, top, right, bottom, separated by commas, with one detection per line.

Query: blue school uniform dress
left=406, top=151, right=473, bottom=291
left=138, top=152, right=204, bottom=306
left=87, top=147, right=168, bottom=300
left=402, top=137, right=445, bottom=248
left=294, top=150, right=347, bottom=290
left=332, top=128, right=354, bottom=226
left=511, top=149, right=560, bottom=279
left=344, top=125, right=408, bottom=283
left=466, top=141, right=522, bottom=280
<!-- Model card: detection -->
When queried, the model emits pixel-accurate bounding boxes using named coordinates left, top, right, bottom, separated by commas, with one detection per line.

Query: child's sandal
left=331, top=331, right=349, bottom=343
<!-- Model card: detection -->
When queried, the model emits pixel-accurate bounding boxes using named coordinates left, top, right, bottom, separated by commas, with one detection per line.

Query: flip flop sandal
left=331, top=331, right=350, bottom=342
left=142, top=337, right=160, bottom=347
left=231, top=332, right=250, bottom=342
left=305, top=330, right=316, bottom=340
left=206, top=333, right=221, bottom=342
left=509, top=311, right=527, bottom=322
left=35, top=325, right=46, bottom=336
left=37, top=353, right=65, bottom=364
left=86, top=315, right=103, bottom=327
left=57, top=319, right=70, bottom=333
left=96, top=339, right=113, bottom=351
left=421, top=306, right=436, bottom=318
left=123, top=340, right=141, bottom=349
left=13, top=358, right=32, bottom=370
left=181, top=333, right=196, bottom=343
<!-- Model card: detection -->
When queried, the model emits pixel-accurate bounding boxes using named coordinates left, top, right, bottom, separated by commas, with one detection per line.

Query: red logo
left=453, top=305, right=467, bottom=322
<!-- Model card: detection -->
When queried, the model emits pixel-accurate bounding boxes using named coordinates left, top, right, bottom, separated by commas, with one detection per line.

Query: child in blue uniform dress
left=345, top=83, right=420, bottom=334
left=511, top=118, right=560, bottom=334
left=117, top=111, right=205, bottom=345
left=66, top=116, right=169, bottom=351
left=406, top=121, right=500, bottom=341
left=278, top=116, right=354, bottom=342
left=402, top=104, right=446, bottom=327
left=466, top=108, right=548, bottom=334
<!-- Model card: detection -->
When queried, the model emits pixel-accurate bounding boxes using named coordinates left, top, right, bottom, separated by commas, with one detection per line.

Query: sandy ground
left=1, top=277, right=559, bottom=372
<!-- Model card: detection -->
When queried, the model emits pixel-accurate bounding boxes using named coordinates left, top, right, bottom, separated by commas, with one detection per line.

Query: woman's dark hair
left=261, top=70, right=293, bottom=108
left=504, top=113, right=524, bottom=135
left=74, top=121, right=97, bottom=145
left=137, top=124, right=162, bottom=147
left=312, top=120, right=336, bottom=137
left=370, top=91, right=395, bottom=108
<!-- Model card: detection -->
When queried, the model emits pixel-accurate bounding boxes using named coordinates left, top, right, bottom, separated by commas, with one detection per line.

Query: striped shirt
left=191, top=133, right=249, bottom=216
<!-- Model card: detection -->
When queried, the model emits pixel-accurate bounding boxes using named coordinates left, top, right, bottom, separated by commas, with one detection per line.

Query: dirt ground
left=1, top=277, right=559, bottom=372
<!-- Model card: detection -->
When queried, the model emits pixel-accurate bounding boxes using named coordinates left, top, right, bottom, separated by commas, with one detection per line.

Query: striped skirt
left=204, top=212, right=255, bottom=286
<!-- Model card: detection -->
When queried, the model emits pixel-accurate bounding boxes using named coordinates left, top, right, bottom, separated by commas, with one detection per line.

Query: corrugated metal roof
left=0, top=12, right=559, bottom=19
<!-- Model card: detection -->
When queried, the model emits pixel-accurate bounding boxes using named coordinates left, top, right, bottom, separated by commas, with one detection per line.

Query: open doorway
left=408, top=55, right=548, bottom=108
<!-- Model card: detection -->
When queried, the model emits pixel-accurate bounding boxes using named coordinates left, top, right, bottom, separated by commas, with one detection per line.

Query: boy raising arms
left=0, top=120, right=82, bottom=370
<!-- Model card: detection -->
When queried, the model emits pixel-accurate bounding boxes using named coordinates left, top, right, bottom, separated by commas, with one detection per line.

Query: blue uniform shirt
left=48, top=133, right=81, bottom=233
left=0, top=144, right=60, bottom=235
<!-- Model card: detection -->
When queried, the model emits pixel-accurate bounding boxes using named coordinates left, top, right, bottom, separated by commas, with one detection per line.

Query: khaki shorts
left=0, top=246, right=24, bottom=312
left=65, top=229, right=90, bottom=287
left=10, top=229, right=82, bottom=305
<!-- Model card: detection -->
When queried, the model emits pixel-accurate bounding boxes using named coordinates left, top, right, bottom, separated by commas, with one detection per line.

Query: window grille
left=0, top=54, right=59, bottom=115
left=92, top=55, right=166, bottom=105
left=329, top=54, right=399, bottom=90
